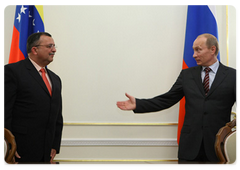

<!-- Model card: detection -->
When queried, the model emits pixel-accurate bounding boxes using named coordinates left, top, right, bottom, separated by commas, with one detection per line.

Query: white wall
left=4, top=5, right=236, bottom=162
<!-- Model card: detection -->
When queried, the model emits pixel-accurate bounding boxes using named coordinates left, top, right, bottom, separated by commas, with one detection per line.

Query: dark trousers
left=178, top=140, right=210, bottom=163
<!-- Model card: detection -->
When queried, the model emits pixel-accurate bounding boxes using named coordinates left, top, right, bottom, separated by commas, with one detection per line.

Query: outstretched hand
left=116, top=93, right=136, bottom=111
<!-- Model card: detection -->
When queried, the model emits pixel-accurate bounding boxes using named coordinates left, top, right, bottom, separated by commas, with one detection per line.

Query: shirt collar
left=28, top=57, right=45, bottom=72
left=202, top=60, right=219, bottom=74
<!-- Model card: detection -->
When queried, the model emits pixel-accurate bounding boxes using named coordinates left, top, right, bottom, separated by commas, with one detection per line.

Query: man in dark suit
left=4, top=32, right=63, bottom=163
left=117, top=33, right=236, bottom=162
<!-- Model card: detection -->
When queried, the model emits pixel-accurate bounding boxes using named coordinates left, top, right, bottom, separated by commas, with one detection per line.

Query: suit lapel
left=192, top=66, right=205, bottom=96
left=191, top=62, right=228, bottom=98
left=24, top=58, right=51, bottom=96
left=46, top=68, right=55, bottom=97
left=207, top=63, right=228, bottom=97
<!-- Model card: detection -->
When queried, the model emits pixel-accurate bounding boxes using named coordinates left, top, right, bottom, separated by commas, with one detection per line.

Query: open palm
left=116, top=93, right=136, bottom=110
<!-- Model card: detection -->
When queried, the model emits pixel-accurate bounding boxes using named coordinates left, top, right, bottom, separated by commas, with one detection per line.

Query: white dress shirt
left=201, top=60, right=219, bottom=89
left=28, top=57, right=52, bottom=88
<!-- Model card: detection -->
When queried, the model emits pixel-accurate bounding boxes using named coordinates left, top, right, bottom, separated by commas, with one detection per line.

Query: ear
left=31, top=47, right=38, bottom=55
left=211, top=46, right=216, bottom=55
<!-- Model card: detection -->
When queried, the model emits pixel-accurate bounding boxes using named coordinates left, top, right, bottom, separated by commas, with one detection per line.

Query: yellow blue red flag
left=9, top=5, right=44, bottom=64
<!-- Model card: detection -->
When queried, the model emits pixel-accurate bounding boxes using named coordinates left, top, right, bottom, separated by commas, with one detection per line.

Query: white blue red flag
left=178, top=5, right=220, bottom=144
left=9, top=5, right=44, bottom=64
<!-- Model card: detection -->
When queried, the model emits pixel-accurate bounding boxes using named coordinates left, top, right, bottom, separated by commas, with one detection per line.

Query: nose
left=193, top=51, right=197, bottom=58
left=52, top=46, right=56, bottom=52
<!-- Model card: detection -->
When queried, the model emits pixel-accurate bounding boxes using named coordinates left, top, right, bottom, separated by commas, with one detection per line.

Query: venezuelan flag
left=178, top=5, right=220, bottom=144
left=9, top=5, right=45, bottom=64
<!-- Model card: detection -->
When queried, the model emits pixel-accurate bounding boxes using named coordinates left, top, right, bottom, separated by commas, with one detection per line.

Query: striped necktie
left=203, top=67, right=211, bottom=95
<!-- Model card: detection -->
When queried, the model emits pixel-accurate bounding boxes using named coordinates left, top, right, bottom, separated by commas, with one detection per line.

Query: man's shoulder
left=220, top=62, right=236, bottom=72
left=182, top=65, right=201, bottom=72
left=4, top=59, right=26, bottom=71
left=47, top=68, right=61, bottom=81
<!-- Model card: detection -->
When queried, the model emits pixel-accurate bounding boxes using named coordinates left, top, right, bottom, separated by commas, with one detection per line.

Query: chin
left=196, top=61, right=203, bottom=66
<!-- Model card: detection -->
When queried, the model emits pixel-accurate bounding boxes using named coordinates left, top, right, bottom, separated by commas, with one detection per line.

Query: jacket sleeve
left=4, top=65, right=18, bottom=131
left=134, top=70, right=184, bottom=113
left=52, top=106, right=63, bottom=154
left=234, top=70, right=238, bottom=106
left=52, top=77, right=63, bottom=154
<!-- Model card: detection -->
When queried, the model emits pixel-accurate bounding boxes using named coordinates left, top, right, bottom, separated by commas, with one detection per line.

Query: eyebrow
left=193, top=45, right=202, bottom=49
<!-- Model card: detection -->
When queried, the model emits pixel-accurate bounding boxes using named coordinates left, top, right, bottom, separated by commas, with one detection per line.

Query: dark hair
left=27, top=32, right=52, bottom=53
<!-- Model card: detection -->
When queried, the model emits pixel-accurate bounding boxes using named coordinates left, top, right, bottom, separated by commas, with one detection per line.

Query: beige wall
left=4, top=5, right=236, bottom=162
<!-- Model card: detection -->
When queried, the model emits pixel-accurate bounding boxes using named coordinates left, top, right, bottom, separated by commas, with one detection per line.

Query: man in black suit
left=117, top=33, right=236, bottom=162
left=4, top=32, right=63, bottom=163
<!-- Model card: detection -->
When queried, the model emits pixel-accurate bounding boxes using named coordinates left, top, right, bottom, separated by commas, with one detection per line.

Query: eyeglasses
left=35, top=44, right=57, bottom=49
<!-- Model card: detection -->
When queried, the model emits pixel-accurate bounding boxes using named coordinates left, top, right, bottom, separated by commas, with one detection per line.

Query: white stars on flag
left=15, top=5, right=40, bottom=32
left=20, top=5, right=27, bottom=14
left=33, top=19, right=35, bottom=26
left=16, top=5, right=27, bottom=23
left=16, top=13, right=21, bottom=23
left=29, top=11, right=32, bottom=18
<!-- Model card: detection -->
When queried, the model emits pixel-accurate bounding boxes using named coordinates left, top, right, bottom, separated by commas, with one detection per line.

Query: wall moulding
left=63, top=122, right=178, bottom=126
left=61, top=138, right=178, bottom=147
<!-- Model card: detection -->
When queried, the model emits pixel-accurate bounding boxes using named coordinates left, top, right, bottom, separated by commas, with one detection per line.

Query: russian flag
left=9, top=5, right=45, bottom=64
left=178, top=5, right=220, bottom=144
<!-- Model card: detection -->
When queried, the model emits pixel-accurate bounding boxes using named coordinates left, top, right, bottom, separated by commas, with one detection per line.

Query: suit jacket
left=4, top=58, right=63, bottom=162
left=134, top=63, right=236, bottom=162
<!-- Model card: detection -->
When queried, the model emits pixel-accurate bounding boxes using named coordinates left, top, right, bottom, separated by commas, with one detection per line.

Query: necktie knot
left=204, top=67, right=211, bottom=73
left=40, top=68, right=45, bottom=73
